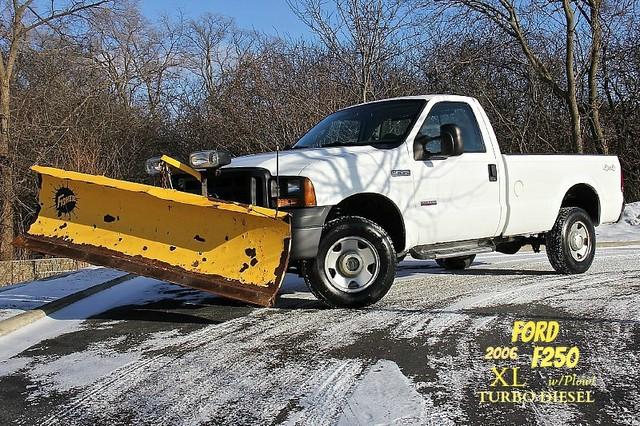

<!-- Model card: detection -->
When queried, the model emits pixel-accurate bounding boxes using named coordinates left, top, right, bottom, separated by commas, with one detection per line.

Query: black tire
left=546, top=207, right=596, bottom=274
left=435, top=255, right=476, bottom=270
left=304, top=216, right=397, bottom=308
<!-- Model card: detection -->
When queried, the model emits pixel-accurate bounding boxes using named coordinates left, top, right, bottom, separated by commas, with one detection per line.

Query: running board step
left=409, top=239, right=495, bottom=260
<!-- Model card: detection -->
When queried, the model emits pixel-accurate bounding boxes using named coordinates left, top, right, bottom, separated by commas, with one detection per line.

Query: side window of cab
left=414, top=102, right=485, bottom=159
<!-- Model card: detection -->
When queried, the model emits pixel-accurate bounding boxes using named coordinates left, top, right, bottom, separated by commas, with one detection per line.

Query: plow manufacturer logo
left=54, top=186, right=77, bottom=217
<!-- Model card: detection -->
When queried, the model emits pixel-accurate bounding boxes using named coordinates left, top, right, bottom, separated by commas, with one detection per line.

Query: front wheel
left=546, top=207, right=596, bottom=274
left=304, top=216, right=397, bottom=308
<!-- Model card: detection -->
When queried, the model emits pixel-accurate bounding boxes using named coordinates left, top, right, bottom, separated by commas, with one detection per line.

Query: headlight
left=286, top=180, right=302, bottom=195
left=189, top=150, right=232, bottom=169
left=145, top=157, right=163, bottom=176
left=271, top=177, right=316, bottom=208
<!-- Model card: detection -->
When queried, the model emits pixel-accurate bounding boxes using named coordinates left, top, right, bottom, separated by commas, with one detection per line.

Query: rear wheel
left=546, top=207, right=596, bottom=274
left=304, top=216, right=396, bottom=308
left=436, top=255, right=476, bottom=270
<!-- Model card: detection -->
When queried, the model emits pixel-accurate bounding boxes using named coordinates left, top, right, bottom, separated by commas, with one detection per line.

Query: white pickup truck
left=177, top=95, right=624, bottom=307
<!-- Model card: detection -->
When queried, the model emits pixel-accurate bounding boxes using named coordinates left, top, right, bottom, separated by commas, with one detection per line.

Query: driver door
left=411, top=101, right=502, bottom=244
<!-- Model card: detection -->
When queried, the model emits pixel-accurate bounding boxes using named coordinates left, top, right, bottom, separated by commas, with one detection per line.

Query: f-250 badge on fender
left=391, top=169, right=411, bottom=177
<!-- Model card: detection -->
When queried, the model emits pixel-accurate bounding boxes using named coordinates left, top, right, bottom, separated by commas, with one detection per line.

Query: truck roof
left=338, top=94, right=479, bottom=111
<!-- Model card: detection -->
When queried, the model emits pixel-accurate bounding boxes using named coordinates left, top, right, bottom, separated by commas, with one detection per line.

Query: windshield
left=292, top=100, right=426, bottom=149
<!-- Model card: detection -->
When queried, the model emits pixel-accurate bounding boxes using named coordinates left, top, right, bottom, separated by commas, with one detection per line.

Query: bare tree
left=427, top=0, right=612, bottom=153
left=87, top=5, right=140, bottom=109
left=131, top=16, right=184, bottom=116
left=288, top=0, right=420, bottom=102
left=90, top=8, right=221, bottom=117
left=0, top=0, right=112, bottom=260
left=562, top=0, right=583, bottom=152
left=184, top=14, right=237, bottom=98
left=582, top=0, right=605, bottom=153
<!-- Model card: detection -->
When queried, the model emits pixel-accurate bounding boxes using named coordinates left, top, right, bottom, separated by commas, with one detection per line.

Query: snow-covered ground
left=0, top=246, right=639, bottom=425
left=597, top=201, right=640, bottom=242
left=0, top=203, right=638, bottom=425
left=1, top=201, right=635, bottom=323
left=0, top=274, right=244, bottom=360
left=0, top=268, right=128, bottom=321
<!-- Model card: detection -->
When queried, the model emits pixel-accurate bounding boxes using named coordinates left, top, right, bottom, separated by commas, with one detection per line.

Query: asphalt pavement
left=1, top=246, right=639, bottom=425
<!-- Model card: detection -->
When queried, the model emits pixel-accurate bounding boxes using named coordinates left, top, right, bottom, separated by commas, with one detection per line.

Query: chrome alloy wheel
left=323, top=236, right=380, bottom=293
left=568, top=220, right=591, bottom=262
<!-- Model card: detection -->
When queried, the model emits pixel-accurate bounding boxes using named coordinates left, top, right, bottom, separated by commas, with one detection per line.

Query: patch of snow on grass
left=597, top=201, right=640, bottom=242
left=0, top=276, right=165, bottom=360
left=0, top=308, right=23, bottom=321
left=0, top=268, right=128, bottom=320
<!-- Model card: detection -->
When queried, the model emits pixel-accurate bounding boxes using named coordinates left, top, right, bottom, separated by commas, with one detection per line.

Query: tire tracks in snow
left=15, top=247, right=640, bottom=425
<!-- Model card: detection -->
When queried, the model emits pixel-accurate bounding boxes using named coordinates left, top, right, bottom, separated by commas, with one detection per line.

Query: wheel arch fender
left=325, top=192, right=407, bottom=253
left=559, top=183, right=601, bottom=226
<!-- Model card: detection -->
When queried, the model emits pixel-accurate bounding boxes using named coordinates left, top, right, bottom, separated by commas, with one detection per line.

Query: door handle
left=488, top=164, right=498, bottom=182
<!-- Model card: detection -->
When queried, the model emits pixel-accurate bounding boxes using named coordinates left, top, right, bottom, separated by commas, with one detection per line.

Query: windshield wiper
left=293, top=140, right=398, bottom=149
left=320, top=142, right=351, bottom=148
left=321, top=141, right=374, bottom=148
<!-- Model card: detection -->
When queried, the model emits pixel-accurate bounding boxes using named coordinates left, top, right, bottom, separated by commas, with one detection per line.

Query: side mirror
left=440, top=124, right=464, bottom=157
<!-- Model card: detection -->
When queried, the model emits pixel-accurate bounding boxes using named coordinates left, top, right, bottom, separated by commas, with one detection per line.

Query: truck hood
left=225, top=150, right=310, bottom=176
left=224, top=144, right=412, bottom=211
left=225, top=147, right=373, bottom=176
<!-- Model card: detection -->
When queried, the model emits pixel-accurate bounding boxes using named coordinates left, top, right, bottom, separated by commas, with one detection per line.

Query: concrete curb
left=0, top=273, right=135, bottom=338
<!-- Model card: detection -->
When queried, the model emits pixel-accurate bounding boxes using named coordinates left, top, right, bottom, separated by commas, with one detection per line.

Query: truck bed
left=501, top=155, right=624, bottom=237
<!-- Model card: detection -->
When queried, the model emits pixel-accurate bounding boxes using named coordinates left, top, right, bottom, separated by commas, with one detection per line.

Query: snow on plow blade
left=14, top=166, right=291, bottom=307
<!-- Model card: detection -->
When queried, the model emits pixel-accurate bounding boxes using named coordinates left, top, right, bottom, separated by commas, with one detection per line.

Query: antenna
left=275, top=141, right=280, bottom=216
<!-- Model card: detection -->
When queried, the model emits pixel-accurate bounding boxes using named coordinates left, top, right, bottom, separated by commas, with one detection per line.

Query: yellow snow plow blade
left=14, top=166, right=291, bottom=307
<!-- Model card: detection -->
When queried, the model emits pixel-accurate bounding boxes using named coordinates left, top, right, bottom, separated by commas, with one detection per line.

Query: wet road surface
left=1, top=246, right=639, bottom=425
